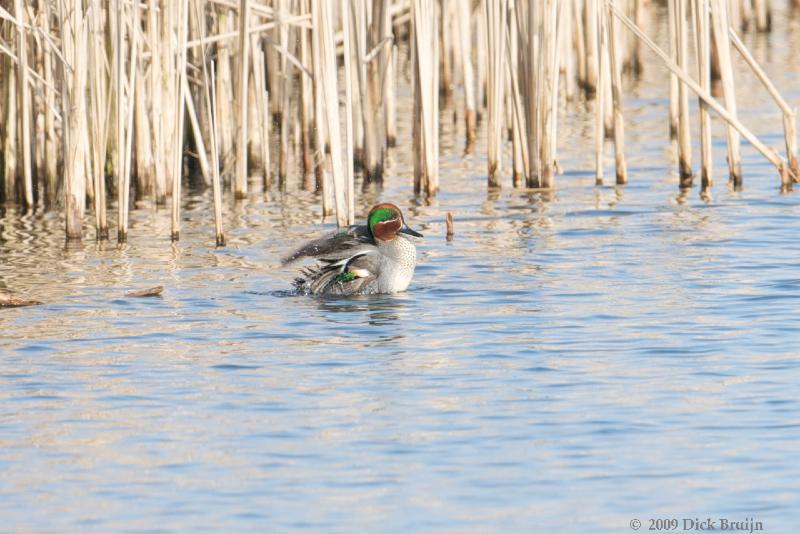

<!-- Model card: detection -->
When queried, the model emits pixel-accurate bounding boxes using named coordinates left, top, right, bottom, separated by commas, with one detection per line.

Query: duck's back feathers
left=281, top=224, right=374, bottom=266
left=296, top=249, right=381, bottom=295
left=284, top=224, right=382, bottom=295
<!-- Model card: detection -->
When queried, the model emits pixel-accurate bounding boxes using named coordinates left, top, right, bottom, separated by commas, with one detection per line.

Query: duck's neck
left=378, top=237, right=416, bottom=263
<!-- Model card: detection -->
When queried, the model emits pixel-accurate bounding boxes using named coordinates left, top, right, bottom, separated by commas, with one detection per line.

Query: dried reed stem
left=521, top=0, right=541, bottom=188
left=135, top=61, right=155, bottom=196
left=183, top=75, right=212, bottom=183
left=195, top=0, right=225, bottom=246
left=15, top=0, right=33, bottom=207
left=412, top=0, right=439, bottom=197
left=341, top=0, right=356, bottom=223
left=675, top=0, right=693, bottom=185
left=346, top=4, right=364, bottom=169
left=171, top=0, right=190, bottom=241
left=728, top=28, right=798, bottom=178
left=539, top=0, right=560, bottom=189
left=606, top=1, right=627, bottom=185
left=121, top=3, right=141, bottom=241
left=594, top=0, right=605, bottom=185
left=149, top=0, right=166, bottom=204
left=88, top=0, right=108, bottom=238
left=277, top=4, right=292, bottom=188
left=251, top=38, right=271, bottom=190
left=42, top=2, right=58, bottom=206
left=216, top=9, right=234, bottom=176
left=562, top=0, right=577, bottom=100
left=695, top=0, right=713, bottom=192
left=667, top=0, right=679, bottom=139
left=753, top=0, right=770, bottom=32
left=210, top=63, right=226, bottom=246
left=709, top=0, right=742, bottom=186
left=385, top=44, right=397, bottom=147
left=475, top=3, right=487, bottom=116
left=316, top=0, right=349, bottom=226
left=610, top=2, right=795, bottom=186
left=115, top=0, right=126, bottom=241
left=310, top=1, right=332, bottom=216
left=456, top=0, right=476, bottom=147
left=506, top=18, right=529, bottom=185
left=585, top=0, right=599, bottom=93
left=234, top=0, right=251, bottom=198
left=62, top=0, right=87, bottom=240
left=439, top=0, right=453, bottom=100
left=362, top=0, right=389, bottom=182
left=299, top=11, right=313, bottom=185
left=484, top=0, right=506, bottom=187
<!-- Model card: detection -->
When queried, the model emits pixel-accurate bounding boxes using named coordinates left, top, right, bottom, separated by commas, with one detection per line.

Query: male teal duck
left=283, top=203, right=423, bottom=296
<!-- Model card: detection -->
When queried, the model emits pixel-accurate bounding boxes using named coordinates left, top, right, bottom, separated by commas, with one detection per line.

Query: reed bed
left=0, top=0, right=796, bottom=242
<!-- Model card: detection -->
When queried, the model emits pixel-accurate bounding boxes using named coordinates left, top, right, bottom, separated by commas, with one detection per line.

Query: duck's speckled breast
left=376, top=237, right=418, bottom=293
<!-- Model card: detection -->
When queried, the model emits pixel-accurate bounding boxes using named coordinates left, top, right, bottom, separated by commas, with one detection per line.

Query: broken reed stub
left=125, top=286, right=164, bottom=298
left=446, top=211, right=454, bottom=241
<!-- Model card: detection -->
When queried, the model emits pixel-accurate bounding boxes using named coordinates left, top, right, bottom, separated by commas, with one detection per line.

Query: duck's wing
left=299, top=248, right=381, bottom=295
left=282, top=224, right=374, bottom=265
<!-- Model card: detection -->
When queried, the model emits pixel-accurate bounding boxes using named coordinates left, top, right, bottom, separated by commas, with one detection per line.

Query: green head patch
left=368, top=206, right=400, bottom=234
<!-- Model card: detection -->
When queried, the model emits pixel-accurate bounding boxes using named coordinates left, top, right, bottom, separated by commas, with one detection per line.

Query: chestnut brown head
left=367, top=203, right=423, bottom=242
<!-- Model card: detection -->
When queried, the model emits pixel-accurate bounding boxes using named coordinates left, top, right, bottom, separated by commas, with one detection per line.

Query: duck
left=282, top=203, right=423, bottom=296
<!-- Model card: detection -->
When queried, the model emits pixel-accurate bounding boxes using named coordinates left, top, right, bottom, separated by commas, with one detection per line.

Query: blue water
left=3, top=6, right=800, bottom=533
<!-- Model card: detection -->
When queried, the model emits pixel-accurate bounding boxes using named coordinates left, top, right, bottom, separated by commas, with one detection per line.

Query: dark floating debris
left=446, top=212, right=454, bottom=241
left=0, top=294, right=42, bottom=308
left=125, top=286, right=164, bottom=298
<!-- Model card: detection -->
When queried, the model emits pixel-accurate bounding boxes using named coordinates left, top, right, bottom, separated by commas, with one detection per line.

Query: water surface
left=3, top=5, right=800, bottom=532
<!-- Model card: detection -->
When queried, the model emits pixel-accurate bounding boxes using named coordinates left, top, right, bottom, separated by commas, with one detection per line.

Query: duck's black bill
left=400, top=226, right=423, bottom=238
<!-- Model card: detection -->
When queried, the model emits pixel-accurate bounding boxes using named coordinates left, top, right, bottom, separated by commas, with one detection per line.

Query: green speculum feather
left=336, top=271, right=357, bottom=283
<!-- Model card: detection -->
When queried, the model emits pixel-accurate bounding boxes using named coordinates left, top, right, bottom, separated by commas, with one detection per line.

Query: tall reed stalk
left=15, top=0, right=33, bottom=207
left=171, top=0, right=189, bottom=241
left=341, top=0, right=356, bottom=221
left=709, top=0, right=742, bottom=186
left=606, top=1, right=627, bottom=185
left=88, top=0, right=108, bottom=238
left=412, top=0, right=439, bottom=197
left=315, top=0, right=350, bottom=226
left=235, top=0, right=251, bottom=199
left=695, top=0, right=713, bottom=193
left=194, top=0, right=225, bottom=245
left=62, top=0, right=88, bottom=240
left=122, top=1, right=141, bottom=242
left=667, top=0, right=679, bottom=138
left=594, top=0, right=606, bottom=185
left=42, top=2, right=58, bottom=206
left=675, top=0, right=693, bottom=185
left=484, top=0, right=506, bottom=188
left=456, top=0, right=476, bottom=148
